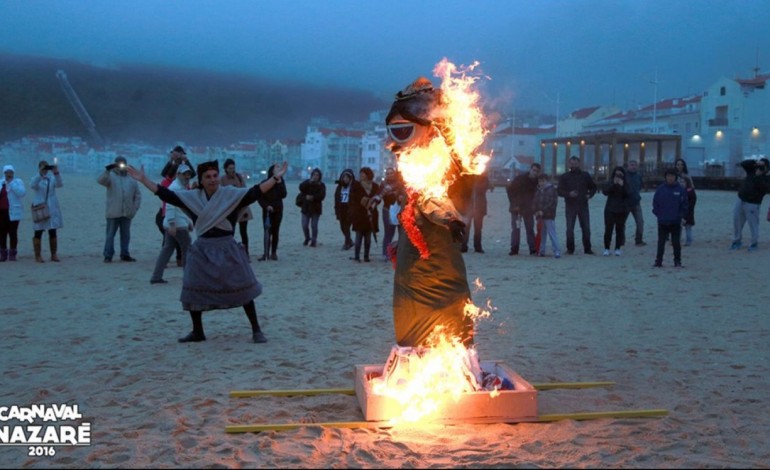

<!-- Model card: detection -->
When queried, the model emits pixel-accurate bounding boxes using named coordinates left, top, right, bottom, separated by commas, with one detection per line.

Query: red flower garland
left=399, top=190, right=431, bottom=260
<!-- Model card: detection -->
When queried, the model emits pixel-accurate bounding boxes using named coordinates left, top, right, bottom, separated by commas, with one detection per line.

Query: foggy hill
left=0, top=53, right=389, bottom=146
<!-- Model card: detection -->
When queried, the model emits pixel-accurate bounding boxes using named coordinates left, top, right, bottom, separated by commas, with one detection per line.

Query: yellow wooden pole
left=532, top=381, right=615, bottom=390
left=537, top=409, right=669, bottom=422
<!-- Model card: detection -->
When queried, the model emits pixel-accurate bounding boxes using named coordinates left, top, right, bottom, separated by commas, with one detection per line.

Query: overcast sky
left=2, top=0, right=769, bottom=118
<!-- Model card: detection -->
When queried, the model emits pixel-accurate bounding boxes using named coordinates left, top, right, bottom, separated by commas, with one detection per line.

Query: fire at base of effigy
left=354, top=348, right=538, bottom=424
left=354, top=320, right=538, bottom=424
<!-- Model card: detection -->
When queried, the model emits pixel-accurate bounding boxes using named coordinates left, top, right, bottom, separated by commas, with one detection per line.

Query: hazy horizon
left=2, top=0, right=770, bottom=117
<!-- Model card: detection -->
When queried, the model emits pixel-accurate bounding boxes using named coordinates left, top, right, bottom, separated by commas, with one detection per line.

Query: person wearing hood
left=98, top=156, right=142, bottom=262
left=257, top=163, right=287, bottom=260
left=30, top=159, right=64, bottom=262
left=652, top=168, right=688, bottom=267
left=601, top=165, right=632, bottom=256
left=298, top=168, right=326, bottom=247
left=334, top=169, right=355, bottom=250
left=1, top=164, right=26, bottom=261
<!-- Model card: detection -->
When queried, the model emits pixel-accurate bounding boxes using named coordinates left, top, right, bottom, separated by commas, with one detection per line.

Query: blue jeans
left=733, top=200, right=760, bottom=246
left=103, top=217, right=132, bottom=259
left=302, top=213, right=320, bottom=243
left=564, top=203, right=592, bottom=253
left=151, top=229, right=191, bottom=282
left=538, top=219, right=561, bottom=256
left=510, top=211, right=535, bottom=254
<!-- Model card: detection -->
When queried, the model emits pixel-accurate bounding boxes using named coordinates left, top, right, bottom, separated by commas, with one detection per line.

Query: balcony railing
left=708, top=118, right=728, bottom=127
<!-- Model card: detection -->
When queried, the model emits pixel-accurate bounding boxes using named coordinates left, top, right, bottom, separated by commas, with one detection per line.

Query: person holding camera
left=30, top=160, right=63, bottom=262
left=601, top=166, right=632, bottom=256
left=731, top=157, right=770, bottom=252
left=98, top=156, right=142, bottom=262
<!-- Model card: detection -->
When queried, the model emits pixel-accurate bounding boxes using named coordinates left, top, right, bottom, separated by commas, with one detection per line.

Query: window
left=720, top=86, right=726, bottom=96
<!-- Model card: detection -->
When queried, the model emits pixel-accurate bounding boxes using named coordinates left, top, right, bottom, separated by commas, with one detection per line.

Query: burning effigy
left=225, top=60, right=667, bottom=431
left=355, top=59, right=536, bottom=424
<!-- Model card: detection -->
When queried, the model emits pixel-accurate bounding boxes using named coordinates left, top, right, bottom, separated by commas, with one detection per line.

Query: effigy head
left=385, top=77, right=451, bottom=152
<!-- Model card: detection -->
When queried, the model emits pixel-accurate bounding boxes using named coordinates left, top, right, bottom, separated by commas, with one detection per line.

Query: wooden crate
left=354, top=361, right=538, bottom=423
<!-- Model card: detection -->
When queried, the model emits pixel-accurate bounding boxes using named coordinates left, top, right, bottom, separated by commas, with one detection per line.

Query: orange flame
left=371, top=281, right=498, bottom=424
left=397, top=58, right=491, bottom=199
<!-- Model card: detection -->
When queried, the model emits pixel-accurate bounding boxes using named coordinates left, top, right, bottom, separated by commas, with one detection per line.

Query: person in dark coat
left=506, top=163, right=541, bottom=255
left=601, top=166, right=632, bottom=256
left=298, top=168, right=326, bottom=247
left=461, top=171, right=491, bottom=253
left=257, top=163, right=287, bottom=260
left=348, top=167, right=380, bottom=262
left=673, top=159, right=697, bottom=246
left=557, top=156, right=597, bottom=255
left=333, top=169, right=355, bottom=251
left=731, top=157, right=770, bottom=251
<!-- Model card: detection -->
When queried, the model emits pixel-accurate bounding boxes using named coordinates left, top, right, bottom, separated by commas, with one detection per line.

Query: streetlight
left=647, top=67, right=663, bottom=133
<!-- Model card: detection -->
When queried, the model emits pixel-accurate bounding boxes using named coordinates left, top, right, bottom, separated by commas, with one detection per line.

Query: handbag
left=295, top=193, right=304, bottom=208
left=31, top=179, right=51, bottom=223
left=31, top=203, right=50, bottom=223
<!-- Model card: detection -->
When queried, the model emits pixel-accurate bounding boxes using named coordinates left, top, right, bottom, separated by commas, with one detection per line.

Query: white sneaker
left=614, top=249, right=621, bottom=256
left=602, top=249, right=610, bottom=256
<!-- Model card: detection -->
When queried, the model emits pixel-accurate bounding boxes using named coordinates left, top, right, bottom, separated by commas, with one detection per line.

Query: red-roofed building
left=557, top=105, right=620, bottom=137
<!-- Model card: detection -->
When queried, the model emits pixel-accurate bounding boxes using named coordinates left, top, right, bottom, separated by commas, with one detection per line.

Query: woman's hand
left=126, top=165, right=145, bottom=182
left=126, top=165, right=158, bottom=193
left=273, top=162, right=289, bottom=179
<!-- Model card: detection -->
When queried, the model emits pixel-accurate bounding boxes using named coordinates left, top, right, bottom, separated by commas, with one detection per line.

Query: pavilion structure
left=539, top=132, right=682, bottom=179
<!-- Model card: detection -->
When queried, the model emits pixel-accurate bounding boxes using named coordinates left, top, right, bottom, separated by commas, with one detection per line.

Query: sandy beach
left=1, top=173, right=769, bottom=468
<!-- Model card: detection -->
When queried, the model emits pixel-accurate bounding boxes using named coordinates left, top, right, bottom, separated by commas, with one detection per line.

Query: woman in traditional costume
left=128, top=160, right=288, bottom=343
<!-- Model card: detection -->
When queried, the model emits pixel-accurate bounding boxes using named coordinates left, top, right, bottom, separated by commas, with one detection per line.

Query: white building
left=696, top=73, right=770, bottom=176
left=300, top=125, right=366, bottom=180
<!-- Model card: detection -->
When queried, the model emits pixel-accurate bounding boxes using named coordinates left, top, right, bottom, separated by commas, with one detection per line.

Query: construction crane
left=55, top=70, right=105, bottom=147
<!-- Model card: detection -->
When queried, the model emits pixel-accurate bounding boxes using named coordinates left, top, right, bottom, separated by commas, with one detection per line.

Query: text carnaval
left=0, top=405, right=82, bottom=424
